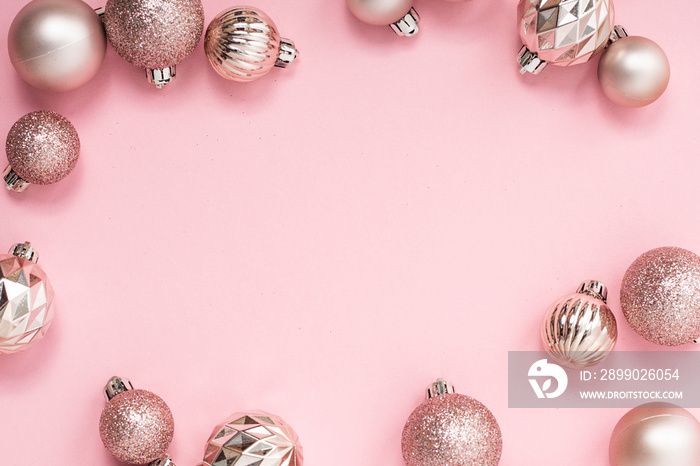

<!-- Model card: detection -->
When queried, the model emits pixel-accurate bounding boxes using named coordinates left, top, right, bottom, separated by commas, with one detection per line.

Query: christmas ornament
left=8, top=0, right=106, bottom=91
left=4, top=110, right=80, bottom=192
left=517, top=1, right=669, bottom=107
left=541, top=280, right=617, bottom=368
left=103, top=0, right=205, bottom=88
left=346, top=0, right=420, bottom=37
left=620, top=247, right=700, bottom=346
left=99, top=377, right=175, bottom=466
left=204, top=7, right=298, bottom=83
left=609, top=402, right=700, bottom=466
left=401, top=379, right=502, bottom=466
left=0, top=242, right=55, bottom=354
left=200, top=409, right=303, bottom=466
left=597, top=34, right=670, bottom=107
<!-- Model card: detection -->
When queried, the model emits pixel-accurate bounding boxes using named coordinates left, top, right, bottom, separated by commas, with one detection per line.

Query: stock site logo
left=528, top=359, right=568, bottom=399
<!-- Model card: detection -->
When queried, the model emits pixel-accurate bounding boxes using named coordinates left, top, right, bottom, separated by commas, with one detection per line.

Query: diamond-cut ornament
left=200, top=410, right=303, bottom=466
left=0, top=242, right=54, bottom=354
left=518, top=0, right=614, bottom=68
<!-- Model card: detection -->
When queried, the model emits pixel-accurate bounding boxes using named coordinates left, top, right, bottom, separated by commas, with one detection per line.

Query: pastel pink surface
left=0, top=0, right=698, bottom=465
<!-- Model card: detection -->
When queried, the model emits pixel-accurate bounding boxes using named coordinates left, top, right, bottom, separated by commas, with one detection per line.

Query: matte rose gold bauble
left=346, top=0, right=419, bottom=36
left=8, top=0, right=106, bottom=91
left=610, top=403, right=700, bottom=466
left=598, top=36, right=670, bottom=107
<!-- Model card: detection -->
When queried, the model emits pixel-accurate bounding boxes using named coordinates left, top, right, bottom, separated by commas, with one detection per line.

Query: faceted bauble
left=0, top=249, right=54, bottom=353
left=402, top=393, right=502, bottom=466
left=518, top=0, right=614, bottom=66
left=609, top=403, right=700, bottom=466
left=620, top=247, right=700, bottom=346
left=200, top=410, right=303, bottom=466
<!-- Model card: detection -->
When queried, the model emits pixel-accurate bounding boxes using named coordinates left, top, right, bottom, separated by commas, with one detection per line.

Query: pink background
left=1, top=0, right=698, bottom=464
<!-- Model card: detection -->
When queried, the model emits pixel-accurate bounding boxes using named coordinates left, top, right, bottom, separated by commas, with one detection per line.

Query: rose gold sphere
left=598, top=36, right=670, bottom=108
left=99, top=389, right=174, bottom=464
left=610, top=403, right=700, bottom=466
left=8, top=0, right=106, bottom=91
left=346, top=0, right=414, bottom=26
left=6, top=110, right=80, bottom=185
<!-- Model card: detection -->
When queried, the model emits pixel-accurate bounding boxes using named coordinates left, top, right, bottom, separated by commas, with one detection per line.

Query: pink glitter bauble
left=99, top=389, right=174, bottom=464
left=5, top=111, right=79, bottom=185
left=402, top=391, right=502, bottom=466
left=103, top=0, right=204, bottom=70
left=620, top=247, right=700, bottom=346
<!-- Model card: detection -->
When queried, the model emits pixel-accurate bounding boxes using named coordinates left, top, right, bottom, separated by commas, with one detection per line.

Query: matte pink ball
left=7, top=0, right=106, bottom=92
left=610, top=403, right=700, bottom=466
left=402, top=394, right=502, bottom=466
left=598, top=36, right=670, bottom=108
left=99, top=389, right=174, bottom=464
left=620, top=247, right=700, bottom=346
left=346, top=0, right=414, bottom=26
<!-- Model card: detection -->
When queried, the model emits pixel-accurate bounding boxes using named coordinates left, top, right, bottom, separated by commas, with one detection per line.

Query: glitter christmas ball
left=541, top=280, right=617, bottom=368
left=401, top=380, right=502, bottom=466
left=200, top=410, right=303, bottom=466
left=620, top=247, right=700, bottom=346
left=0, top=243, right=55, bottom=354
left=609, top=403, right=700, bottom=466
left=204, top=7, right=298, bottom=83
left=517, top=0, right=614, bottom=69
left=4, top=110, right=80, bottom=192
left=99, top=384, right=174, bottom=464
left=103, top=0, right=204, bottom=87
left=8, top=0, right=106, bottom=91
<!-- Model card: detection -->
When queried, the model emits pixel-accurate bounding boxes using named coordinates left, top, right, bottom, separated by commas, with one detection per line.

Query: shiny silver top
left=609, top=25, right=629, bottom=44
left=147, top=66, right=176, bottom=89
left=3, top=166, right=29, bottom=192
left=149, top=456, right=175, bottom=466
left=427, top=378, right=456, bottom=399
left=391, top=7, right=419, bottom=37
left=9, top=242, right=38, bottom=263
left=275, top=38, right=298, bottom=68
left=104, top=376, right=134, bottom=401
left=577, top=280, right=608, bottom=302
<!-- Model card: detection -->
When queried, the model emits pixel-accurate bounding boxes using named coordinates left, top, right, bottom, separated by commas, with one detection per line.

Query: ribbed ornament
left=518, top=0, right=614, bottom=67
left=204, top=7, right=297, bottom=83
left=541, top=280, right=617, bottom=368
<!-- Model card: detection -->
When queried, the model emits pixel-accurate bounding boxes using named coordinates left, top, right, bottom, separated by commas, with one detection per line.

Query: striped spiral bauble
left=204, top=7, right=297, bottom=82
left=541, top=280, right=617, bottom=368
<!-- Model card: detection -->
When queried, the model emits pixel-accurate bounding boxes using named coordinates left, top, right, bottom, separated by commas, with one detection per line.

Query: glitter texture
left=99, top=389, right=174, bottom=464
left=103, top=0, right=204, bottom=70
left=620, top=247, right=700, bottom=346
left=0, top=249, right=54, bottom=354
left=200, top=410, right=303, bottom=466
left=5, top=111, right=79, bottom=185
left=402, top=393, right=502, bottom=466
